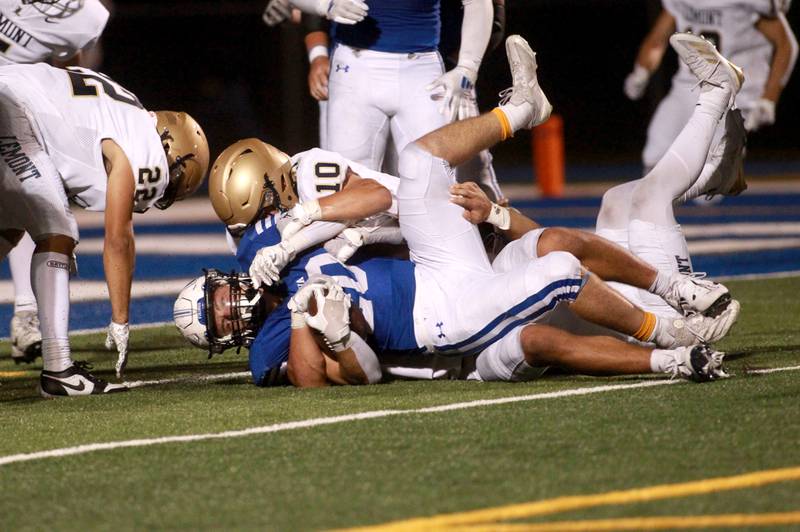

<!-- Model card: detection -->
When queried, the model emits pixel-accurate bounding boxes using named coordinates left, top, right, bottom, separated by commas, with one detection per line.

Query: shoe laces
left=72, top=360, right=95, bottom=373
left=690, top=59, right=723, bottom=92
left=498, top=87, right=513, bottom=106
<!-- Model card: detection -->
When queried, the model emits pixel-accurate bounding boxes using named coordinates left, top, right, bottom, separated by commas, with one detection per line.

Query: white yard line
left=2, top=366, right=799, bottom=468
left=0, top=380, right=677, bottom=467
left=124, top=371, right=250, bottom=388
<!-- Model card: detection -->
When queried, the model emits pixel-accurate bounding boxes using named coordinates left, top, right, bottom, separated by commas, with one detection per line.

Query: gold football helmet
left=208, top=138, right=298, bottom=229
left=154, top=111, right=210, bottom=210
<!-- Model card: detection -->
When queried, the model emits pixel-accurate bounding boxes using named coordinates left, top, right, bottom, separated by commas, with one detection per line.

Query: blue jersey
left=332, top=0, right=440, bottom=53
left=239, top=215, right=420, bottom=386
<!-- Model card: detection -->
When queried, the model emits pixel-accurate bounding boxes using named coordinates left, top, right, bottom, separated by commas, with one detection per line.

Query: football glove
left=262, top=0, right=292, bottom=26
left=249, top=240, right=296, bottom=287
left=287, top=274, right=334, bottom=328
left=282, top=200, right=322, bottom=240
left=426, top=65, right=478, bottom=123
left=104, top=321, right=129, bottom=379
left=623, top=64, right=650, bottom=101
left=319, top=0, right=368, bottom=24
left=305, top=282, right=353, bottom=351
left=744, top=98, right=775, bottom=132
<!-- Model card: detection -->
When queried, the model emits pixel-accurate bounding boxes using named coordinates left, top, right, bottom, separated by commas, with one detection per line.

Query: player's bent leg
left=396, top=143, right=493, bottom=274
left=9, top=235, right=42, bottom=364
left=518, top=323, right=727, bottom=382
left=472, top=325, right=547, bottom=382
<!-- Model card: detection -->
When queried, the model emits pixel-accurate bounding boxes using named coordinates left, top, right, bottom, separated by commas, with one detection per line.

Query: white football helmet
left=173, top=275, right=210, bottom=350
left=174, top=269, right=267, bottom=355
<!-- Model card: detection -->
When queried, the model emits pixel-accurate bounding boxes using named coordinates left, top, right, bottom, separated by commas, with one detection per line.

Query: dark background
left=100, top=0, right=800, bottom=182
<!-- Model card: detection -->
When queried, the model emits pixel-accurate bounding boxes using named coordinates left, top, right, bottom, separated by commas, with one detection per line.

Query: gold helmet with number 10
left=154, top=111, right=210, bottom=210
left=208, top=138, right=298, bottom=231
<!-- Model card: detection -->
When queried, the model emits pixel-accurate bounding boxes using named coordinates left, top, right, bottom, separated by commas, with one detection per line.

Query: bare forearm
left=319, top=178, right=392, bottom=221
left=502, top=209, right=540, bottom=240
left=287, top=326, right=330, bottom=387
left=759, top=15, right=798, bottom=102
left=103, top=236, right=134, bottom=323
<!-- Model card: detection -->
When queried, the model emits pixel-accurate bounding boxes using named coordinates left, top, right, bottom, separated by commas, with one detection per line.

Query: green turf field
left=1, top=276, right=799, bottom=531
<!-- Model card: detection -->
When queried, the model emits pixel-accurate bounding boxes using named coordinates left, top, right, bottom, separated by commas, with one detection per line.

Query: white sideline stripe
left=681, top=222, right=800, bottom=237
left=0, top=322, right=172, bottom=342
left=0, top=380, right=677, bottom=467
left=76, top=234, right=231, bottom=255
left=124, top=371, right=250, bottom=388
left=687, top=237, right=800, bottom=254
left=0, top=279, right=190, bottom=304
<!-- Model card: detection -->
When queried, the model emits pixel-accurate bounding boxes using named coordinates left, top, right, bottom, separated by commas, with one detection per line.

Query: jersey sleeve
left=248, top=303, right=291, bottom=386
left=294, top=148, right=351, bottom=202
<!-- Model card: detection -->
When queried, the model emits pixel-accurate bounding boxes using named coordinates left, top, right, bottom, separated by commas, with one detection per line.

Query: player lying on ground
left=0, top=62, right=209, bottom=397
left=175, top=34, right=741, bottom=386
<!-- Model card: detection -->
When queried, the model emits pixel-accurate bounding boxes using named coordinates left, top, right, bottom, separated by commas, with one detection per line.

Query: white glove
left=249, top=240, right=296, bottom=287
left=426, top=66, right=478, bottom=123
left=262, top=0, right=292, bottom=26
left=744, top=98, right=776, bottom=132
left=317, top=0, right=368, bottom=24
left=334, top=227, right=365, bottom=263
left=104, top=321, right=129, bottom=378
left=305, top=282, right=352, bottom=351
left=287, top=275, right=334, bottom=328
left=623, top=64, right=650, bottom=101
left=282, top=200, right=322, bottom=240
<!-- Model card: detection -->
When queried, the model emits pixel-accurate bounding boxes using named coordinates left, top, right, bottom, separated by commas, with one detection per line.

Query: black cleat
left=38, top=361, right=128, bottom=398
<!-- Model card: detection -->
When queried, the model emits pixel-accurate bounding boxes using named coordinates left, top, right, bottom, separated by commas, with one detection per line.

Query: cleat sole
left=703, top=293, right=732, bottom=318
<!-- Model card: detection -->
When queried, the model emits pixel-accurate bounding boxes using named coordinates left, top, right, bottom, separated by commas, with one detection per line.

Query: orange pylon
left=532, top=114, right=565, bottom=197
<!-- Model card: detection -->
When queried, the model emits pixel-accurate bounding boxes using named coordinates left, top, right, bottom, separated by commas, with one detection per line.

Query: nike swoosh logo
left=44, top=375, right=86, bottom=392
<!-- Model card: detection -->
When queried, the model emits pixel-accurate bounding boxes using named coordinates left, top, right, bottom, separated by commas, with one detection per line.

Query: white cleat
left=666, top=344, right=729, bottom=382
left=653, top=299, right=740, bottom=349
left=10, top=310, right=42, bottom=364
left=500, top=35, right=552, bottom=129
left=703, top=109, right=748, bottom=198
left=669, top=32, right=744, bottom=106
left=663, top=272, right=732, bottom=317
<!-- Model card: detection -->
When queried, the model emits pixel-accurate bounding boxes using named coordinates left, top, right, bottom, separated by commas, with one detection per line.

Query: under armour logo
left=436, top=322, right=446, bottom=339
left=335, top=64, right=350, bottom=73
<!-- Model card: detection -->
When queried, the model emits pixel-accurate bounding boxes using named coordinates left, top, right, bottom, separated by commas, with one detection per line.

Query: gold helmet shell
left=154, top=111, right=210, bottom=210
left=208, top=138, right=298, bottom=229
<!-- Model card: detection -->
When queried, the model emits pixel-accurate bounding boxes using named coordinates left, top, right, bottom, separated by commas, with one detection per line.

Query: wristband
left=291, top=311, right=307, bottom=329
left=485, top=202, right=511, bottom=230
left=308, top=45, right=329, bottom=63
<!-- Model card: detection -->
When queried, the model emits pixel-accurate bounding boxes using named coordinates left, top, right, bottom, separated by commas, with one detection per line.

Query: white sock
left=31, top=251, right=72, bottom=372
left=649, top=270, right=673, bottom=298
left=650, top=348, right=676, bottom=374
left=9, top=233, right=37, bottom=314
left=498, top=103, right=531, bottom=134
left=697, top=85, right=731, bottom=122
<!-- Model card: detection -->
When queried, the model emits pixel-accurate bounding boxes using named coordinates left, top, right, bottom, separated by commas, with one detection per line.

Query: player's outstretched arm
left=450, top=182, right=540, bottom=240
left=748, top=13, right=798, bottom=131
left=101, top=139, right=136, bottom=376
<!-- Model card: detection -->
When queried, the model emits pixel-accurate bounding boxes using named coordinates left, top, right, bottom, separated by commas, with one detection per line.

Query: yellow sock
left=633, top=311, right=657, bottom=342
left=492, top=108, right=513, bottom=140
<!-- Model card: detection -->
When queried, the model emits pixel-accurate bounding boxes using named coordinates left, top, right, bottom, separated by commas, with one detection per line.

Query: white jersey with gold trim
left=293, top=147, right=401, bottom=215
left=0, top=0, right=108, bottom=65
left=664, top=0, right=778, bottom=105
left=0, top=63, right=168, bottom=212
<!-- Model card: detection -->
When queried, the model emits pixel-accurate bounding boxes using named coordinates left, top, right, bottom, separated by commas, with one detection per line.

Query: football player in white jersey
left=0, top=62, right=209, bottom=397
left=0, top=0, right=110, bottom=364
left=624, top=0, right=798, bottom=171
